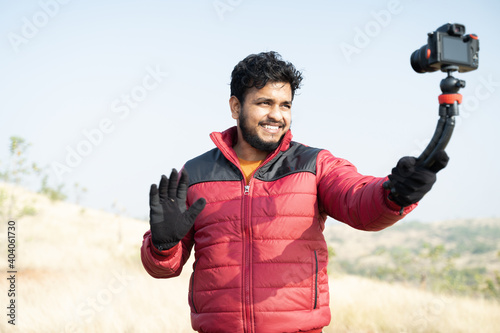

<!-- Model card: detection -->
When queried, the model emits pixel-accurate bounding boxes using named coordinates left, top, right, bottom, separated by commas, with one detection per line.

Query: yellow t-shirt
left=238, top=158, right=264, bottom=184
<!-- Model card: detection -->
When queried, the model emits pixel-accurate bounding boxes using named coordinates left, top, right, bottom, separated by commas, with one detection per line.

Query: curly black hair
left=230, top=51, right=303, bottom=103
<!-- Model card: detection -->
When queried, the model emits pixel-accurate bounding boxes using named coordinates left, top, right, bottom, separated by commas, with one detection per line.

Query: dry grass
left=328, top=275, right=500, bottom=333
left=0, top=183, right=499, bottom=332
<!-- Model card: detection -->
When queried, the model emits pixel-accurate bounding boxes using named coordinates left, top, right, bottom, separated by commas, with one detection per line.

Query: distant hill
left=324, top=217, right=500, bottom=298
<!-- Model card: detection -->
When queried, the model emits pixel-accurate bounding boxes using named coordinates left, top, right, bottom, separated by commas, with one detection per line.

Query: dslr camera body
left=411, top=23, right=479, bottom=73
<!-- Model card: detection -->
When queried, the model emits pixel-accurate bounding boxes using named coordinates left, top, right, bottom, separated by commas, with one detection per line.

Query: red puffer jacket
left=141, top=127, right=415, bottom=333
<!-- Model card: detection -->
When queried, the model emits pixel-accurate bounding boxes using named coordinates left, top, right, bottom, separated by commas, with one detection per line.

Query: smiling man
left=231, top=81, right=292, bottom=161
left=140, top=51, right=449, bottom=333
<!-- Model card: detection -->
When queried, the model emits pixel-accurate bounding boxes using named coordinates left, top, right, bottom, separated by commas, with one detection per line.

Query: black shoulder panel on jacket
left=255, top=142, right=322, bottom=182
left=184, top=148, right=242, bottom=186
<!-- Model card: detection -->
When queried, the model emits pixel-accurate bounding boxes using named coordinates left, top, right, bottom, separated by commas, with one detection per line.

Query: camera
left=410, top=23, right=479, bottom=73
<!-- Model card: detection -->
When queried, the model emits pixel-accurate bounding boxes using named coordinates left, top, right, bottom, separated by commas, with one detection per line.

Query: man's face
left=233, top=81, right=292, bottom=153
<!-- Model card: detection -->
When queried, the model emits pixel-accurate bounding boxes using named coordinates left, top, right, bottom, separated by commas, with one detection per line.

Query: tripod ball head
left=440, top=75, right=466, bottom=94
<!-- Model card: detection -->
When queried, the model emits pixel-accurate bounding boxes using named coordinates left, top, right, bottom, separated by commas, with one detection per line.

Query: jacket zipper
left=313, top=250, right=319, bottom=310
left=241, top=160, right=277, bottom=333
left=242, top=180, right=253, bottom=333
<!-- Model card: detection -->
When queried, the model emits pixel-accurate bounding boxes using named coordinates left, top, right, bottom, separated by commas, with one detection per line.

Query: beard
left=238, top=111, right=287, bottom=153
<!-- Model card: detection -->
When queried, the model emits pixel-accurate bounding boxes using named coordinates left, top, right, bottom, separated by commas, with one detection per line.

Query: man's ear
left=229, top=96, right=241, bottom=120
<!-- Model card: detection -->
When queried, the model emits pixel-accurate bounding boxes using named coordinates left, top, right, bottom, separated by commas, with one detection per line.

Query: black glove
left=149, top=168, right=206, bottom=251
left=385, top=150, right=449, bottom=207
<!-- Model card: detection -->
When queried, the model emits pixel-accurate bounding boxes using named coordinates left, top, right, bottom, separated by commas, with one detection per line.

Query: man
left=141, top=51, right=448, bottom=333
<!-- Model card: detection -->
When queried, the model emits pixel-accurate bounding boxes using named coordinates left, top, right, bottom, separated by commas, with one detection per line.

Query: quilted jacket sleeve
left=316, top=150, right=417, bottom=231
left=140, top=227, right=195, bottom=278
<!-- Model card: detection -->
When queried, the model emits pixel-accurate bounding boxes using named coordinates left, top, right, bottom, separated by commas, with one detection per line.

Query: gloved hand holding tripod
left=385, top=150, right=449, bottom=209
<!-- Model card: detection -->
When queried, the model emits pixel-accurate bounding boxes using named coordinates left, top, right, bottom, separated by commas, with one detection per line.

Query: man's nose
left=267, top=105, right=283, bottom=122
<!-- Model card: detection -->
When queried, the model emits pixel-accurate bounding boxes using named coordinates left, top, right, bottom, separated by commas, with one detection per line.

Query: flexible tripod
left=384, top=65, right=465, bottom=206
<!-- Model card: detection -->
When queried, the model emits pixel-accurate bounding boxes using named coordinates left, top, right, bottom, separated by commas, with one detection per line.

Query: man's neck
left=233, top=140, right=268, bottom=161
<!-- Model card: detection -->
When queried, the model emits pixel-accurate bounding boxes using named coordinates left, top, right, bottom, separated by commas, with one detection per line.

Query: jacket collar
left=210, top=126, right=293, bottom=166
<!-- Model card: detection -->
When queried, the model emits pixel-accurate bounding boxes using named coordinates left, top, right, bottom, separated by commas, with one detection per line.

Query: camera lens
left=410, top=44, right=438, bottom=73
left=410, top=45, right=427, bottom=73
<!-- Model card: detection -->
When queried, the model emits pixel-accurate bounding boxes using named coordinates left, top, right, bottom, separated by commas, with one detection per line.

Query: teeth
left=263, top=125, right=279, bottom=130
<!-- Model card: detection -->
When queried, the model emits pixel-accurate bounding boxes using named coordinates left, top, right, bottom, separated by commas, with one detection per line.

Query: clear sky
left=1, top=0, right=499, bottom=223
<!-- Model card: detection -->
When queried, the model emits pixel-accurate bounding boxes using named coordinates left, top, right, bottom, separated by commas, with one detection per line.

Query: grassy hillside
left=324, top=217, right=500, bottom=299
left=0, top=183, right=499, bottom=332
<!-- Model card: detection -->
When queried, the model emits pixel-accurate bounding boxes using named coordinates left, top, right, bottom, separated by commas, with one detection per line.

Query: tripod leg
left=384, top=115, right=446, bottom=191
left=416, top=116, right=447, bottom=165
left=420, top=115, right=456, bottom=168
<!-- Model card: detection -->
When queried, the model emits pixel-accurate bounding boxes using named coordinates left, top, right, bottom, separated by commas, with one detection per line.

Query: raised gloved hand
left=384, top=150, right=449, bottom=208
left=149, top=168, right=206, bottom=251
